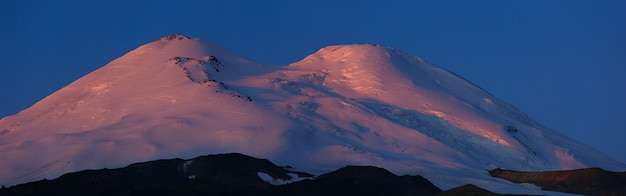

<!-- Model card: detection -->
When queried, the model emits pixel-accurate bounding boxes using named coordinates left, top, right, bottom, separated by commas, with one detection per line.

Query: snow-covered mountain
left=1, top=34, right=624, bottom=193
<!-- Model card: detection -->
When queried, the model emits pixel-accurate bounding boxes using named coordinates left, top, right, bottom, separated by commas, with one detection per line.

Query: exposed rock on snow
left=158, top=34, right=190, bottom=41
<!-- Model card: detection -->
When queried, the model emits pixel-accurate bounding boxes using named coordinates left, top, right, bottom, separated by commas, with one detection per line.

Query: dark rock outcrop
left=489, top=167, right=626, bottom=196
left=158, top=34, right=190, bottom=41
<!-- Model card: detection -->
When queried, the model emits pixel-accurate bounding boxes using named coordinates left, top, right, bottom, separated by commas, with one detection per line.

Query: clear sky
left=1, top=1, right=625, bottom=164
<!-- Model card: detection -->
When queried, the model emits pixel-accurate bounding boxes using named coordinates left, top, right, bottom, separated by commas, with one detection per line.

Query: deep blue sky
left=1, top=1, right=625, bottom=164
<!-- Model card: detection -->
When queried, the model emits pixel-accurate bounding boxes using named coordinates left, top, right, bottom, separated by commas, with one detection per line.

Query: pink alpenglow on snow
left=0, top=35, right=624, bottom=194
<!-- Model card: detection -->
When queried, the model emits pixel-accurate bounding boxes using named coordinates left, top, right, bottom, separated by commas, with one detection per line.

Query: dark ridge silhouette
left=4, top=152, right=620, bottom=195
left=436, top=184, right=501, bottom=196
left=273, top=165, right=442, bottom=195
left=0, top=153, right=309, bottom=195
left=489, top=167, right=626, bottom=196
left=435, top=184, right=538, bottom=196
left=0, top=153, right=442, bottom=195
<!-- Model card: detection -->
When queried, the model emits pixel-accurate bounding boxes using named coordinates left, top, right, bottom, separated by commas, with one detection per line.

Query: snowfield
left=257, top=172, right=311, bottom=185
left=0, top=35, right=624, bottom=194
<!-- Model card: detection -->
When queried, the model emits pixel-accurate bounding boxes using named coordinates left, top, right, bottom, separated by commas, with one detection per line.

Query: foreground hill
left=0, top=153, right=442, bottom=196
left=4, top=153, right=624, bottom=195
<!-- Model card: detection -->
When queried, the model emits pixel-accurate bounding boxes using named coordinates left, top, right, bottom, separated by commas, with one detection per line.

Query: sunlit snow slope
left=1, top=35, right=624, bottom=193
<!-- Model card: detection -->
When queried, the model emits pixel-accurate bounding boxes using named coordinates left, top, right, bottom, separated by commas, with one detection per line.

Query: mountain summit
left=1, top=35, right=624, bottom=193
